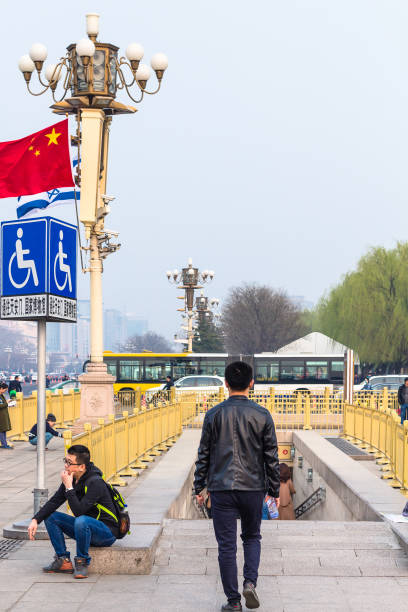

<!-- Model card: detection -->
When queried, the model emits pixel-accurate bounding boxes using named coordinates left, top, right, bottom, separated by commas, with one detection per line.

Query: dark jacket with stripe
left=194, top=395, right=280, bottom=498
left=33, top=462, right=119, bottom=537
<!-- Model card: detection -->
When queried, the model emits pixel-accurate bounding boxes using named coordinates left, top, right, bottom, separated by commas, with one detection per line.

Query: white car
left=145, top=375, right=225, bottom=401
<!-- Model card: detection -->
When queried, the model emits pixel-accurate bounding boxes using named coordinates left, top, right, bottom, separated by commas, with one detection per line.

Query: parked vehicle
left=361, top=375, right=406, bottom=391
left=49, top=379, right=81, bottom=394
left=145, top=375, right=225, bottom=402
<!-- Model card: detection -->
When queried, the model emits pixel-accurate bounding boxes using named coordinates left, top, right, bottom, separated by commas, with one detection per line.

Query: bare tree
left=221, top=284, right=306, bottom=354
left=120, top=331, right=172, bottom=353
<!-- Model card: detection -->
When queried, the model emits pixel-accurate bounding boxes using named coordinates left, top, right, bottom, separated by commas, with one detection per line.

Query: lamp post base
left=3, top=518, right=49, bottom=540
left=78, top=362, right=115, bottom=423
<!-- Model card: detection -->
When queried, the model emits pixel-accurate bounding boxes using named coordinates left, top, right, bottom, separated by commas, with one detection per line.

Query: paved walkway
left=1, top=439, right=408, bottom=611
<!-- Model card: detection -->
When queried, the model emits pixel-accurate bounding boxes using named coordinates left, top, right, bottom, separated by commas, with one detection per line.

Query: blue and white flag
left=16, top=147, right=80, bottom=219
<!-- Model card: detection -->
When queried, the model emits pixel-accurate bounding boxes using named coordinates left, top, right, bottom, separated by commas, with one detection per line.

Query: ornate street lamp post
left=166, top=259, right=214, bottom=352
left=195, top=293, right=220, bottom=324
left=18, top=14, right=168, bottom=419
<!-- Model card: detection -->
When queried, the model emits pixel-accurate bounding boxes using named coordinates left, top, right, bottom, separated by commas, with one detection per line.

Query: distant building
left=104, top=309, right=126, bottom=351
left=126, top=315, right=148, bottom=338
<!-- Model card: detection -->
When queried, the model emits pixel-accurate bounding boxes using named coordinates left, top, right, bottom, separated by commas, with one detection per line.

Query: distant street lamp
left=19, top=13, right=168, bottom=419
left=195, top=292, right=220, bottom=324
left=166, top=259, right=214, bottom=352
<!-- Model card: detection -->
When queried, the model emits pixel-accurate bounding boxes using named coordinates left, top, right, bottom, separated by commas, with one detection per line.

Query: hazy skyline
left=1, top=1, right=408, bottom=341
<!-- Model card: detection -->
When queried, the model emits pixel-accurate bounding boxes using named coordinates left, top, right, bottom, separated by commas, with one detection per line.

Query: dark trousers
left=211, top=490, right=264, bottom=603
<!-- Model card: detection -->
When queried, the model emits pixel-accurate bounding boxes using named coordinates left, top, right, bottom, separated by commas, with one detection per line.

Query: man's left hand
left=61, top=470, right=73, bottom=489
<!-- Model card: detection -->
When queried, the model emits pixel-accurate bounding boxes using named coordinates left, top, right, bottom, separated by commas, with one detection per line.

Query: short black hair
left=46, top=413, right=56, bottom=422
left=225, top=361, right=253, bottom=391
left=0, top=382, right=8, bottom=390
left=405, top=378, right=408, bottom=383
left=67, top=444, right=90, bottom=466
left=166, top=375, right=171, bottom=379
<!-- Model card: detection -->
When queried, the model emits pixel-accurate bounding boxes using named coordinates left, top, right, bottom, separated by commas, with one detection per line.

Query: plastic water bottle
left=265, top=496, right=279, bottom=519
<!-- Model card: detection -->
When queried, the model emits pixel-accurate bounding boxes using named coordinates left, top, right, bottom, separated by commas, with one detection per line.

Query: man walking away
left=398, top=378, right=408, bottom=425
left=194, top=362, right=280, bottom=611
left=27, top=444, right=118, bottom=578
left=8, top=375, right=22, bottom=395
left=28, top=413, right=63, bottom=449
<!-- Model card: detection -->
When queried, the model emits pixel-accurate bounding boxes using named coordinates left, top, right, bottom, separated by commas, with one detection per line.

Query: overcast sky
left=2, top=0, right=408, bottom=341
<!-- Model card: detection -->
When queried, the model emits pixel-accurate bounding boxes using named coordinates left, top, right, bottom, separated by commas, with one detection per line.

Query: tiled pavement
left=1, top=440, right=408, bottom=610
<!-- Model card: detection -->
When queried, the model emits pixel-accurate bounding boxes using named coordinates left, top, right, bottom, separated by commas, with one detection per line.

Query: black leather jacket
left=194, top=395, right=280, bottom=498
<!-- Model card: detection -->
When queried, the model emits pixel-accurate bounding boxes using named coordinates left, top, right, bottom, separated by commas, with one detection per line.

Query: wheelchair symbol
left=8, top=228, right=39, bottom=289
left=54, top=230, right=72, bottom=293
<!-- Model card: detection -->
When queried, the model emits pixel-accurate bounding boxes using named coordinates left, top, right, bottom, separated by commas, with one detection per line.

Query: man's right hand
left=28, top=519, right=38, bottom=541
left=196, top=494, right=205, bottom=506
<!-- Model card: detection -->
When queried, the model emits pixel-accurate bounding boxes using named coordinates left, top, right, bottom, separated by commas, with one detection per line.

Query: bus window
left=280, top=361, right=305, bottom=382
left=144, top=360, right=172, bottom=381
left=198, top=360, right=226, bottom=376
left=255, top=362, right=268, bottom=382
left=119, top=360, right=142, bottom=381
left=173, top=360, right=199, bottom=380
left=255, top=361, right=279, bottom=383
left=105, top=360, right=117, bottom=378
left=331, top=361, right=344, bottom=381
left=305, top=361, right=329, bottom=381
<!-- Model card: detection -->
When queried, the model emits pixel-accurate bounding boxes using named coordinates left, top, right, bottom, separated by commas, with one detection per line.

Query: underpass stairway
left=152, top=519, right=408, bottom=611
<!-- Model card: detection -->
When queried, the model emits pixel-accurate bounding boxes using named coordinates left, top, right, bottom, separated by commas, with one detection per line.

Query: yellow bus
left=101, top=352, right=228, bottom=394
left=83, top=351, right=357, bottom=394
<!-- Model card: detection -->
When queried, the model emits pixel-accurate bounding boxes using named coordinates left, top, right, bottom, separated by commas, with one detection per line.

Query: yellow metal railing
left=8, top=389, right=81, bottom=441
left=63, top=399, right=182, bottom=485
left=344, top=402, right=408, bottom=493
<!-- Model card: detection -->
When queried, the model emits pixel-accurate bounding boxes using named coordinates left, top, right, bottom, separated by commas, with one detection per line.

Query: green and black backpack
left=84, top=478, right=130, bottom=539
left=105, top=482, right=130, bottom=539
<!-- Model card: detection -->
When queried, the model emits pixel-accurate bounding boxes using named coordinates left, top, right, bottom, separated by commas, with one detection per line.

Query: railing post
left=135, top=387, right=141, bottom=413
left=63, top=429, right=72, bottom=454
left=98, top=418, right=106, bottom=475
left=403, top=421, right=408, bottom=494
left=303, top=395, right=312, bottom=430
left=324, top=387, right=331, bottom=413
left=382, top=387, right=388, bottom=410
left=269, top=387, right=275, bottom=413
left=56, top=389, right=64, bottom=427
left=120, top=411, right=138, bottom=477
left=108, top=413, right=127, bottom=486
left=11, top=391, right=28, bottom=441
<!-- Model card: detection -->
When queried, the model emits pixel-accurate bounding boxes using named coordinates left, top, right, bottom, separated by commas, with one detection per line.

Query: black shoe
left=43, top=554, right=73, bottom=573
left=221, top=602, right=242, bottom=611
left=243, top=582, right=260, bottom=609
left=74, top=556, right=89, bottom=579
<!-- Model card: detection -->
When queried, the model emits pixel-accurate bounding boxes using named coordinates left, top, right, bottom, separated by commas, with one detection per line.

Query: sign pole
left=34, top=319, right=48, bottom=514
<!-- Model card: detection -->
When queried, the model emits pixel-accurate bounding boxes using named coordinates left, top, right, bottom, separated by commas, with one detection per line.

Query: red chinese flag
left=0, top=119, right=74, bottom=198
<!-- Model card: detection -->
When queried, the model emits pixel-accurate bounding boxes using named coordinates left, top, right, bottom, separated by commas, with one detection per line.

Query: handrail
left=295, top=486, right=326, bottom=518
left=343, top=402, right=408, bottom=491
left=64, top=399, right=182, bottom=485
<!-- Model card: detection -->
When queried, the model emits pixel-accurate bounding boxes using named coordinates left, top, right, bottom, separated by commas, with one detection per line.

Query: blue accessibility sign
left=1, top=217, right=77, bottom=322
left=2, top=218, right=47, bottom=295
left=48, top=219, right=77, bottom=300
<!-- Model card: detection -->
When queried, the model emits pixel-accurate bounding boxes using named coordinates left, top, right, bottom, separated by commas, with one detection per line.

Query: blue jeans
left=401, top=404, right=408, bottom=425
left=44, top=511, right=116, bottom=563
left=29, top=433, right=53, bottom=447
left=211, top=490, right=264, bottom=603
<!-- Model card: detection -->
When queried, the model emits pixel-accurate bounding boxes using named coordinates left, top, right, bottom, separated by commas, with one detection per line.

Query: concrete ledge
left=89, top=429, right=202, bottom=573
left=293, top=431, right=408, bottom=553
